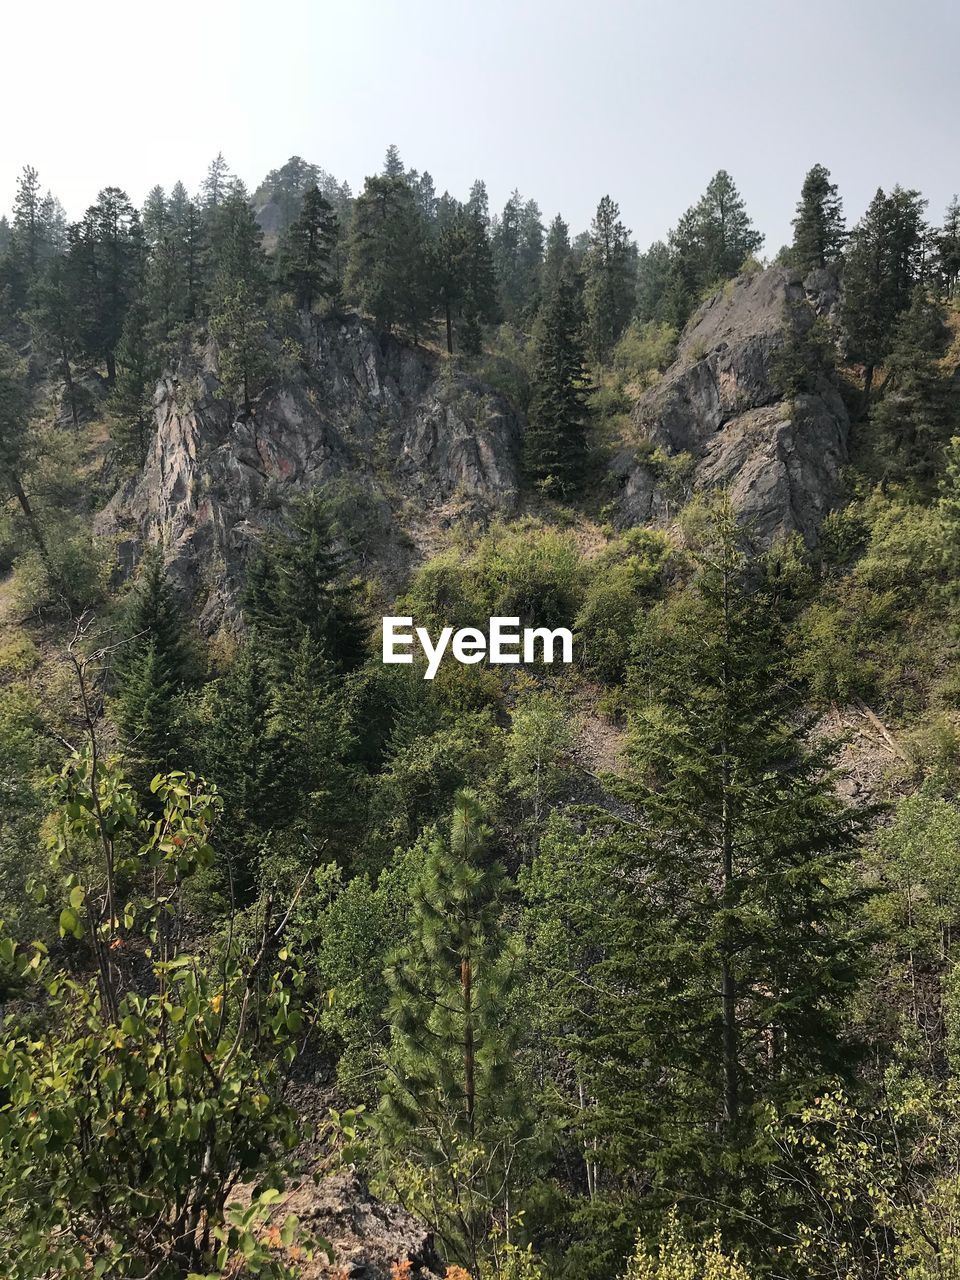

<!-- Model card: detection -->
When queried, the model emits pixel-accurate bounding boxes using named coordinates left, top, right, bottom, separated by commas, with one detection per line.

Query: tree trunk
left=8, top=470, right=56, bottom=581
left=720, top=559, right=740, bottom=1128
left=461, top=955, right=475, bottom=1137
left=106, top=350, right=116, bottom=385
left=445, top=301, right=453, bottom=356
left=861, top=362, right=875, bottom=415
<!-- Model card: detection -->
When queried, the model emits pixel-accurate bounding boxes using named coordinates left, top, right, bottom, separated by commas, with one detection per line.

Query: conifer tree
left=65, top=187, right=144, bottom=383
left=0, top=341, right=57, bottom=580
left=113, top=550, right=189, bottom=792
left=434, top=204, right=498, bottom=354
left=141, top=185, right=168, bottom=245
left=541, top=214, right=572, bottom=304
left=345, top=175, right=433, bottom=337
left=378, top=790, right=524, bottom=1272
left=207, top=186, right=267, bottom=305
left=209, top=281, right=273, bottom=416
left=526, top=503, right=868, bottom=1232
left=244, top=490, right=368, bottom=670
left=276, top=184, right=339, bottom=312
left=792, top=163, right=845, bottom=273
left=201, top=152, right=232, bottom=210
left=525, top=275, right=590, bottom=495
left=110, top=300, right=156, bottom=464
left=871, top=290, right=952, bottom=488
left=583, top=195, right=636, bottom=366
left=936, top=195, right=960, bottom=298
left=491, top=190, right=544, bottom=320
left=842, top=185, right=927, bottom=408
left=382, top=144, right=405, bottom=179
left=694, top=169, right=764, bottom=281
left=29, top=257, right=85, bottom=430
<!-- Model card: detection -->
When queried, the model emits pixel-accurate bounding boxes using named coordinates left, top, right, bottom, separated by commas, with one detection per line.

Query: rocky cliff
left=610, top=264, right=849, bottom=544
left=100, top=316, right=522, bottom=625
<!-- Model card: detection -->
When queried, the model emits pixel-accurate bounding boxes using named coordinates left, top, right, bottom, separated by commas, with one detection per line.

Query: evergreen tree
left=491, top=190, right=544, bottom=320
left=583, top=195, right=636, bottom=366
left=842, top=185, right=927, bottom=408
left=541, top=213, right=572, bottom=303
left=382, top=144, right=405, bottom=179
left=871, top=290, right=952, bottom=488
left=525, top=275, right=590, bottom=495
left=525, top=505, right=869, bottom=1254
left=201, top=152, right=232, bottom=210
left=792, top=163, right=845, bottom=273
left=434, top=203, right=498, bottom=354
left=377, top=790, right=524, bottom=1273
left=113, top=550, right=189, bottom=791
left=936, top=195, right=960, bottom=298
left=207, top=186, right=267, bottom=305
left=695, top=169, right=764, bottom=281
left=635, top=240, right=673, bottom=323
left=244, top=490, right=368, bottom=670
left=208, top=281, right=274, bottom=416
left=467, top=178, right=490, bottom=226
left=344, top=175, right=432, bottom=337
left=29, top=257, right=85, bottom=430
left=276, top=184, right=338, bottom=312
left=65, top=187, right=144, bottom=383
left=0, top=342, right=56, bottom=579
left=141, top=184, right=168, bottom=245
left=110, top=300, right=156, bottom=465
left=195, top=634, right=277, bottom=902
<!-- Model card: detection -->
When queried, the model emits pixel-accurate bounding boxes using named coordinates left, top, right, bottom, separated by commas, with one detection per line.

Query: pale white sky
left=2, top=0, right=958, bottom=251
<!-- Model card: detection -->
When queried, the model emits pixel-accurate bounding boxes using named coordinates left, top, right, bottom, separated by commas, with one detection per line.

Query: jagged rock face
left=101, top=316, right=522, bottom=625
left=610, top=265, right=849, bottom=544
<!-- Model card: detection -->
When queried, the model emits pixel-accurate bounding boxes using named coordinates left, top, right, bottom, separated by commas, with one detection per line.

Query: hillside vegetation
left=1, top=150, right=960, bottom=1279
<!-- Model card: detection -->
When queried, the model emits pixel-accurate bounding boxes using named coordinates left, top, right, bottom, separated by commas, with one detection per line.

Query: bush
left=621, top=1212, right=751, bottom=1280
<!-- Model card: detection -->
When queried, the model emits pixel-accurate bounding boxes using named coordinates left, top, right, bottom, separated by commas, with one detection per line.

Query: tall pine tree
left=525, top=275, right=590, bottom=495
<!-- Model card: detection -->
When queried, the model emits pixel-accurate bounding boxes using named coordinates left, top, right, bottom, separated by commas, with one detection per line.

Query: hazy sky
left=2, top=0, right=958, bottom=252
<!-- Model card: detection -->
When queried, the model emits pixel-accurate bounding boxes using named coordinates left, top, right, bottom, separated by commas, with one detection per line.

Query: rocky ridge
left=100, top=316, right=522, bottom=625
left=610, top=263, right=849, bottom=544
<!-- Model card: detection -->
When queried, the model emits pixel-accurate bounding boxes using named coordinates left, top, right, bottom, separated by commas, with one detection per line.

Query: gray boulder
left=610, top=264, right=849, bottom=544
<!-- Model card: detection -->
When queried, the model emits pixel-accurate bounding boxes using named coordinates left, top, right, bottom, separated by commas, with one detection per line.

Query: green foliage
left=791, top=163, right=845, bottom=274
left=345, top=175, right=433, bottom=337
left=209, top=280, right=275, bottom=415
left=402, top=519, right=584, bottom=633
left=376, top=790, right=528, bottom=1273
left=574, top=527, right=670, bottom=682
left=0, top=757, right=315, bottom=1279
left=525, top=275, right=591, bottom=496
left=621, top=1212, right=752, bottom=1280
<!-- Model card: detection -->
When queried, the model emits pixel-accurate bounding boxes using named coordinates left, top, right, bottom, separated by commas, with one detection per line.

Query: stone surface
left=100, top=316, right=522, bottom=625
left=610, top=264, right=850, bottom=544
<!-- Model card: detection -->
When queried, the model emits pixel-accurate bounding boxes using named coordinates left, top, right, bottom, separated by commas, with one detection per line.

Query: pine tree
left=344, top=175, right=432, bottom=337
left=635, top=240, right=673, bottom=323
left=207, top=187, right=267, bottom=305
left=434, top=204, right=498, bottom=354
left=113, top=551, right=189, bottom=791
left=377, top=789, right=524, bottom=1273
left=276, top=184, right=338, bottom=312
left=871, top=290, right=952, bottom=488
left=195, top=634, right=277, bottom=902
left=244, top=490, right=368, bottom=671
left=792, top=163, right=845, bottom=273
left=491, top=191, right=544, bottom=321
left=0, top=342, right=57, bottom=581
left=201, top=152, right=232, bottom=210
left=936, top=195, right=960, bottom=298
left=29, top=257, right=85, bottom=430
left=695, top=170, right=764, bottom=281
left=208, top=281, right=274, bottom=416
left=267, top=634, right=358, bottom=860
left=525, top=275, right=590, bottom=495
left=530, top=504, right=868, bottom=1211
left=65, top=187, right=144, bottom=383
left=842, top=185, right=927, bottom=408
left=583, top=195, right=636, bottom=366
left=142, top=185, right=168, bottom=245
left=382, top=144, right=405, bottom=179
left=110, top=300, right=156, bottom=465
left=541, top=214, right=571, bottom=304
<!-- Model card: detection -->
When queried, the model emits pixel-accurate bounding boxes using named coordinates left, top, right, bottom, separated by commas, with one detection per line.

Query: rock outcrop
left=260, top=1170, right=444, bottom=1279
left=610, top=264, right=849, bottom=544
left=101, top=316, right=522, bottom=625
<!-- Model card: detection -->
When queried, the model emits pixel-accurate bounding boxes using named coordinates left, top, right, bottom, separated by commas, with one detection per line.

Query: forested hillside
left=1, top=146, right=960, bottom=1280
